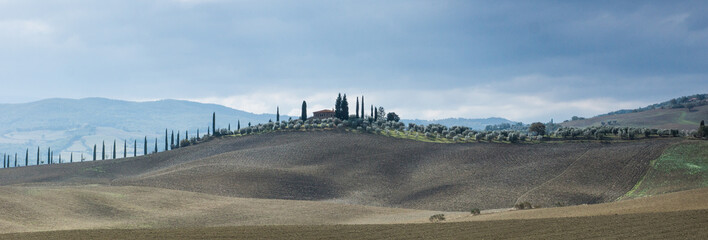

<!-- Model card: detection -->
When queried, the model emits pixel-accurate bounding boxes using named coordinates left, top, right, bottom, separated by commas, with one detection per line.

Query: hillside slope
left=0, top=131, right=676, bottom=211
left=561, top=104, right=707, bottom=130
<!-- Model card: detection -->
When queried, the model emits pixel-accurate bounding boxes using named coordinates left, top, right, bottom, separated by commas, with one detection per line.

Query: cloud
left=183, top=82, right=649, bottom=123
left=0, top=19, right=52, bottom=37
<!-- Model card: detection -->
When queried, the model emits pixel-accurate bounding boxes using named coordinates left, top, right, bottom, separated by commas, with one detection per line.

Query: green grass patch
left=677, top=111, right=699, bottom=125
left=621, top=141, right=708, bottom=199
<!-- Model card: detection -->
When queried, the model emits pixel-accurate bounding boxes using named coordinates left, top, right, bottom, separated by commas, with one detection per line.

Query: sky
left=0, top=0, right=706, bottom=123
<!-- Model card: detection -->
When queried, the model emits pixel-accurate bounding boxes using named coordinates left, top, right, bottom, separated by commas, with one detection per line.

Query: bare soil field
left=0, top=131, right=676, bottom=211
left=1, top=186, right=707, bottom=238
left=0, top=185, right=453, bottom=233
left=561, top=104, right=707, bottom=130
left=2, top=209, right=706, bottom=239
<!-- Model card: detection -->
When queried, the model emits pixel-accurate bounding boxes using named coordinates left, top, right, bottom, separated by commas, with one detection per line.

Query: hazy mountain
left=401, top=117, right=516, bottom=130
left=0, top=98, right=284, bottom=163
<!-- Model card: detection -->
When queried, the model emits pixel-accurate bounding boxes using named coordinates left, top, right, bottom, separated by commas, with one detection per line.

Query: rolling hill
left=561, top=102, right=707, bottom=131
left=0, top=130, right=676, bottom=211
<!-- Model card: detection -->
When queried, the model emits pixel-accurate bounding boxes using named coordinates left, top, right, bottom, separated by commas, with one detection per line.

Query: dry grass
left=0, top=185, right=453, bottom=234
left=1, top=187, right=707, bottom=239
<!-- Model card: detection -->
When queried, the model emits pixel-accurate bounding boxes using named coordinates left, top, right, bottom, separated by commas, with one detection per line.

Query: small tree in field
left=386, top=112, right=400, bottom=122
left=529, top=122, right=546, bottom=136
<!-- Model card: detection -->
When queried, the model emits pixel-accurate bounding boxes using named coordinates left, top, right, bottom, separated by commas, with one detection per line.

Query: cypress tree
left=238, top=120, right=240, bottom=130
left=37, top=147, right=40, bottom=165
left=3, top=154, right=6, bottom=168
left=113, top=140, right=116, bottom=159
left=144, top=137, right=147, bottom=155
left=176, top=132, right=180, bottom=148
left=208, top=127, right=210, bottom=136
left=154, top=138, right=158, bottom=153
left=70, top=152, right=73, bottom=163
left=14, top=153, right=17, bottom=167
left=228, top=124, right=231, bottom=131
left=335, top=93, right=342, bottom=119
left=171, top=131, right=174, bottom=149
left=93, top=144, right=97, bottom=161
left=186, top=130, right=189, bottom=140
left=356, top=97, right=359, bottom=118
left=301, top=100, right=307, bottom=121
left=361, top=96, right=365, bottom=118
left=212, top=112, right=216, bottom=135
left=277, top=106, right=280, bottom=122
left=165, top=129, right=169, bottom=151
left=102, top=141, right=105, bottom=160
left=48, top=147, right=51, bottom=164
left=81, top=153, right=84, bottom=162
left=374, top=106, right=378, bottom=121
left=124, top=140, right=127, bottom=158
left=371, top=105, right=374, bottom=118
left=342, top=94, right=349, bottom=120
left=197, top=129, right=200, bottom=141
left=134, top=139, right=137, bottom=157
left=25, top=149, right=28, bottom=166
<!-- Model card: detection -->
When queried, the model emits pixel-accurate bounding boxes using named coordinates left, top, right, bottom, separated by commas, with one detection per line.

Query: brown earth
left=0, top=188, right=708, bottom=239
left=0, top=131, right=676, bottom=211
left=1, top=187, right=707, bottom=239
left=0, top=131, right=679, bottom=211
left=0, top=185, right=453, bottom=233
left=561, top=104, right=707, bottom=130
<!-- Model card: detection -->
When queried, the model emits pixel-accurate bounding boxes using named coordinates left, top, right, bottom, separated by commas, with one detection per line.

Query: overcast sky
left=0, top=0, right=706, bottom=122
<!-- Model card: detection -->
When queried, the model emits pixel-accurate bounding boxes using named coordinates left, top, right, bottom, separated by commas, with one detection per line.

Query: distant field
left=561, top=104, right=707, bottom=130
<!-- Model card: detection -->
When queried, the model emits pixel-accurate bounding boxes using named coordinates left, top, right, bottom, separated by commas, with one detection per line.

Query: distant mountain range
left=401, top=117, right=516, bottom=130
left=0, top=98, right=283, bottom=162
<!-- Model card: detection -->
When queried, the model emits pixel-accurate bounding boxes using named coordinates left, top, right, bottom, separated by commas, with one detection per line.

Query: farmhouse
left=313, top=109, right=335, bottom=119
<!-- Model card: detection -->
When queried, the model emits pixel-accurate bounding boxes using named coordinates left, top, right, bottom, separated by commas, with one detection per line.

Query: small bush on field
left=514, top=201, right=533, bottom=210
left=429, top=214, right=445, bottom=223
left=470, top=208, right=481, bottom=215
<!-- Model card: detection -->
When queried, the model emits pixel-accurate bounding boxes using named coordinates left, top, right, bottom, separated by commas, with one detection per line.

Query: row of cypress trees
left=1, top=112, right=226, bottom=169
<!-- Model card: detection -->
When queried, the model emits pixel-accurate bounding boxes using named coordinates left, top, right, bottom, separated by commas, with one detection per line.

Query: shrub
left=179, top=139, right=191, bottom=147
left=514, top=201, right=532, bottom=210
left=470, top=208, right=481, bottom=215
left=429, top=214, right=445, bottom=223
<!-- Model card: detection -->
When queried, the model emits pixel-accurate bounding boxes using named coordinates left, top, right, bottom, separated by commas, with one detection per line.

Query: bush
left=179, top=139, right=191, bottom=147
left=470, top=208, right=481, bottom=215
left=429, top=214, right=445, bottom=223
left=514, top=201, right=532, bottom=210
